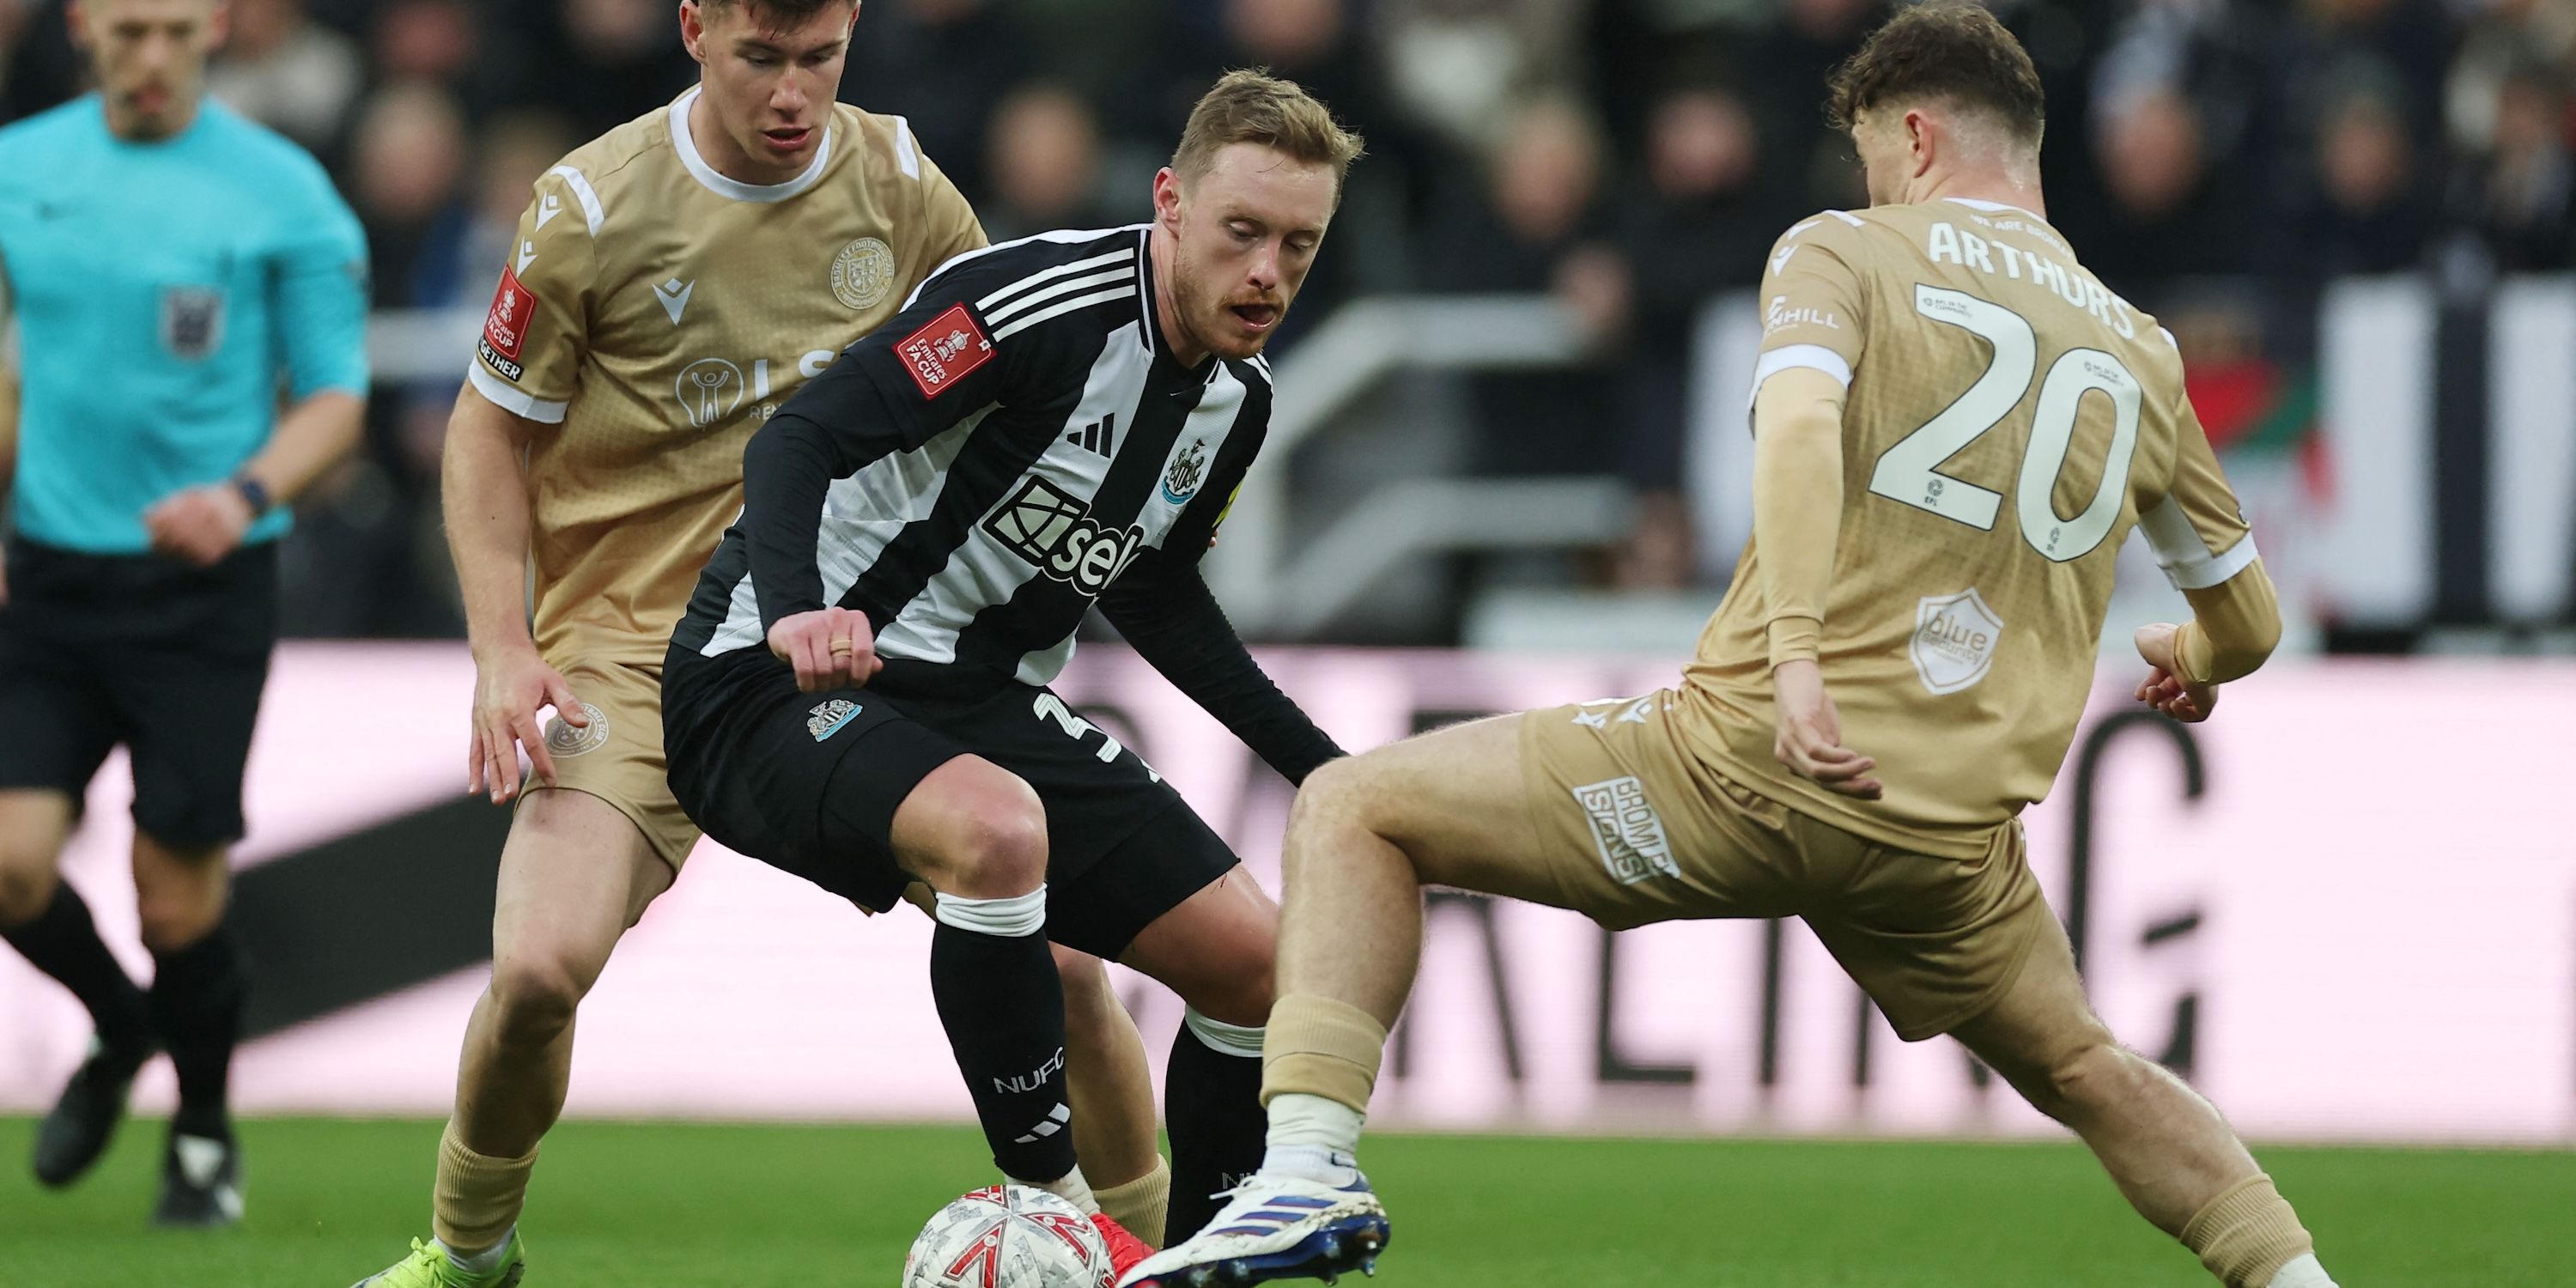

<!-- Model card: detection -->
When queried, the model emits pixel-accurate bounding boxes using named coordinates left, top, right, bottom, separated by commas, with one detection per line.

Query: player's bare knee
left=1285, top=759, right=1406, bottom=875
left=0, top=860, right=59, bottom=927
left=134, top=890, right=222, bottom=954
left=1290, top=756, right=1374, bottom=831
left=487, top=948, right=590, bottom=1042
left=1194, top=962, right=1274, bottom=1030
left=132, top=852, right=228, bottom=951
left=961, top=808, right=1048, bottom=896
left=915, top=775, right=1048, bottom=898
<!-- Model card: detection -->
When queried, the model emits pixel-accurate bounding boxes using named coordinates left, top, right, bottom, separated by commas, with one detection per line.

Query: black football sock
left=928, top=889, right=1078, bottom=1185
left=147, top=920, right=246, bottom=1140
left=1166, top=1007, right=1270, bottom=1242
left=1, top=882, right=151, bottom=1060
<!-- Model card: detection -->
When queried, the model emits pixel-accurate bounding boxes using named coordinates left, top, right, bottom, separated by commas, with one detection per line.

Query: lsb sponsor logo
left=671, top=349, right=840, bottom=428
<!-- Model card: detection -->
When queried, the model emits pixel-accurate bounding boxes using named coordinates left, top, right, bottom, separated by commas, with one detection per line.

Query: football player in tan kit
left=357, top=3, right=1167, bottom=1285
left=1131, top=8, right=2335, bottom=1288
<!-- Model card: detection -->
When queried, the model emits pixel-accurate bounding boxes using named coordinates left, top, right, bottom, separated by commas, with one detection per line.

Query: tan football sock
left=1259, top=994, right=1388, bottom=1115
left=2181, top=1174, right=2315, bottom=1288
left=431, top=1121, right=540, bottom=1255
left=1093, top=1154, right=1170, bottom=1246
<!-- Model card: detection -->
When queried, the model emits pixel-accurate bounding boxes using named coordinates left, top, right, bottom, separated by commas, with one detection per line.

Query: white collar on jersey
left=669, top=86, right=836, bottom=204
left=1945, top=197, right=2047, bottom=222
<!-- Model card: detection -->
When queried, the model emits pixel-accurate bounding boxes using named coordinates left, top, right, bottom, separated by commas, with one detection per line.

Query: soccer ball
left=903, top=1185, right=1113, bottom=1288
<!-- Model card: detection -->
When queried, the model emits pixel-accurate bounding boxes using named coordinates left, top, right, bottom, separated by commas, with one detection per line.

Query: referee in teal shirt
left=0, top=0, right=367, bottom=1226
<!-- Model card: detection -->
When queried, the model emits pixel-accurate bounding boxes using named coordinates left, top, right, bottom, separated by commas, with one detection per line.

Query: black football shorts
left=662, top=642, right=1237, bottom=959
left=0, top=538, right=278, bottom=849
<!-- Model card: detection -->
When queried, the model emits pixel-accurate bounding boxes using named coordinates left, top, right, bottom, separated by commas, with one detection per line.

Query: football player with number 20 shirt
left=1132, top=9, right=2337, bottom=1288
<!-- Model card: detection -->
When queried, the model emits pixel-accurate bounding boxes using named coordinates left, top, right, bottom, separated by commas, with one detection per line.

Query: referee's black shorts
left=663, top=642, right=1238, bottom=960
left=0, top=537, right=279, bottom=850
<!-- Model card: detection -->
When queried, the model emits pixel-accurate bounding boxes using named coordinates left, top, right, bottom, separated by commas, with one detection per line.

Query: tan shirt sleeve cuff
left=1768, top=616, right=1823, bottom=667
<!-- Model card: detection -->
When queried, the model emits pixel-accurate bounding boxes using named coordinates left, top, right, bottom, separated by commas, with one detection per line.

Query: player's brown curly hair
left=1826, top=3, right=2046, bottom=148
left=1170, top=70, right=1368, bottom=205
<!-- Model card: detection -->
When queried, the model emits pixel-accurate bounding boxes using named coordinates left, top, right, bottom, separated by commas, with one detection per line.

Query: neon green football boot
left=349, top=1233, right=526, bottom=1288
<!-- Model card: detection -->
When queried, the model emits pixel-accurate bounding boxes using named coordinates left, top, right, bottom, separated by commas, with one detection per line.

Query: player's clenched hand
left=1771, top=659, right=1882, bottom=799
left=2131, top=623, right=2218, bottom=723
left=769, top=606, right=882, bottom=694
left=143, top=483, right=256, bottom=567
left=469, top=645, right=585, bottom=804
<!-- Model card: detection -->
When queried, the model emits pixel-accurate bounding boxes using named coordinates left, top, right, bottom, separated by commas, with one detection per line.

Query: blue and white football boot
left=1117, top=1170, right=1390, bottom=1287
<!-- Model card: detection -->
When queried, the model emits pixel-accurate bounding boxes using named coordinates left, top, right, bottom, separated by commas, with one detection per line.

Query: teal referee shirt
left=0, top=94, right=369, bottom=554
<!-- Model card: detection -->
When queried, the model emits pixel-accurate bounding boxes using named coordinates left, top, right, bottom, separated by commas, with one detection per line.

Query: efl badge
left=479, top=267, right=537, bottom=380
left=160, top=287, right=226, bottom=361
left=896, top=304, right=994, bottom=398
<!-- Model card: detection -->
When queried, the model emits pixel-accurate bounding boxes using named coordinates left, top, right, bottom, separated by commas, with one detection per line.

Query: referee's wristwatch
left=230, top=475, right=274, bottom=519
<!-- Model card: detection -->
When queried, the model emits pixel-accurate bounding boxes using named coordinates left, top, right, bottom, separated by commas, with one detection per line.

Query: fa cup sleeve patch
left=896, top=303, right=996, bottom=399
left=477, top=266, right=538, bottom=380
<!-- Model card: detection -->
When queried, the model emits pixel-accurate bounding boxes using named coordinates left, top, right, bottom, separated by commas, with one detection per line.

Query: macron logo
left=654, top=276, right=695, bottom=325
left=536, top=193, right=564, bottom=230
left=1770, top=219, right=1821, bottom=276
left=517, top=240, right=538, bottom=274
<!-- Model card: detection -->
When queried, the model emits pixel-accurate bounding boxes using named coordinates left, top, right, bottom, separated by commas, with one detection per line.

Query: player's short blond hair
left=696, top=0, right=854, bottom=22
left=1170, top=70, right=1367, bottom=204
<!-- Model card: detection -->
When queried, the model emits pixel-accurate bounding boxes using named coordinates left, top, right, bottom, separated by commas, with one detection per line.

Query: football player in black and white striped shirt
left=663, top=72, right=1364, bottom=1254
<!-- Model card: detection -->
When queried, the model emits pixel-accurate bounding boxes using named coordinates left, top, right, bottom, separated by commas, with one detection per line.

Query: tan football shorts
left=1519, top=690, right=2050, bottom=1041
left=524, top=657, right=702, bottom=870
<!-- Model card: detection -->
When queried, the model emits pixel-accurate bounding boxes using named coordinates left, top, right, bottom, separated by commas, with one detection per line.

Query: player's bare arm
left=142, top=388, right=362, bottom=568
left=1753, top=366, right=1880, bottom=799
left=441, top=386, right=586, bottom=802
left=2134, top=562, right=2283, bottom=723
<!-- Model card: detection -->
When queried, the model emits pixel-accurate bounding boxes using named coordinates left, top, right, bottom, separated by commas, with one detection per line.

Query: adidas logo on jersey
left=982, top=477, right=1147, bottom=598
left=1063, top=414, right=1115, bottom=455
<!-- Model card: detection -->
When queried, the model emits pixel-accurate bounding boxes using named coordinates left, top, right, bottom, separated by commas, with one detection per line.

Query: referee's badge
left=542, top=702, right=611, bottom=758
left=160, top=287, right=226, bottom=361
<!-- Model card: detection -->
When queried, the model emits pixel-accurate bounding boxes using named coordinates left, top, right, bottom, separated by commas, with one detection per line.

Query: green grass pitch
left=2, top=1116, right=2567, bottom=1286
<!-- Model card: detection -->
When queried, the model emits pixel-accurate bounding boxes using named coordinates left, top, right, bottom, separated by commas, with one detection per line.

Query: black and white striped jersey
left=673, top=225, right=1279, bottom=701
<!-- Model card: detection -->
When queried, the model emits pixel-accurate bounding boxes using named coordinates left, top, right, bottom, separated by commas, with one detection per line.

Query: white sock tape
left=933, top=886, right=1048, bottom=936
left=1184, top=1006, right=1267, bottom=1059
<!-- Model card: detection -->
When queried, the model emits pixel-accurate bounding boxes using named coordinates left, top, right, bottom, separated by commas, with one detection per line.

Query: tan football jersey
left=466, top=86, right=985, bottom=666
left=1682, top=199, right=2258, bottom=859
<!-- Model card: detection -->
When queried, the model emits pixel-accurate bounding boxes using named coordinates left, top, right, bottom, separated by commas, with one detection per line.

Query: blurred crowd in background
left=3, top=0, right=2571, bottom=640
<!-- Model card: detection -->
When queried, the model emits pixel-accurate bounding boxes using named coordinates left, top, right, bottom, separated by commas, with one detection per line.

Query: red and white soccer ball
left=902, top=1185, right=1114, bottom=1288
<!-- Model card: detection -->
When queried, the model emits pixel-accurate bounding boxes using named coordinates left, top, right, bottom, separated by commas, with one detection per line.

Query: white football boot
left=1118, top=1170, right=1389, bottom=1287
